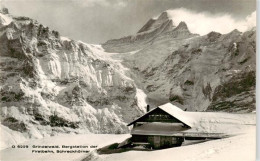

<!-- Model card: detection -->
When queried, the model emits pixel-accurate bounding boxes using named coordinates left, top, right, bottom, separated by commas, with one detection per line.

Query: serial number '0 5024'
left=17, top=145, right=29, bottom=148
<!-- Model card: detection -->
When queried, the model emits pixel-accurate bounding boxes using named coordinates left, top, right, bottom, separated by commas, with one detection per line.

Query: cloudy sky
left=1, top=0, right=256, bottom=44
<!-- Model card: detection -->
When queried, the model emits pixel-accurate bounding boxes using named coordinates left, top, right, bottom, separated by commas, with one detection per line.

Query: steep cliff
left=0, top=9, right=147, bottom=139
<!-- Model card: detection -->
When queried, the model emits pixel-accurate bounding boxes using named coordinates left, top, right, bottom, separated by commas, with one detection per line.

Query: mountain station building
left=127, top=103, right=226, bottom=149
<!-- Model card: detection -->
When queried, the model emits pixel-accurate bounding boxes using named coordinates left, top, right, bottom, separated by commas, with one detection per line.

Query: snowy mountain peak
left=155, top=11, right=172, bottom=22
left=137, top=11, right=175, bottom=34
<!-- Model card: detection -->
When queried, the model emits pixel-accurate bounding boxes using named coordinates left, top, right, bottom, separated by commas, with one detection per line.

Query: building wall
left=132, top=135, right=184, bottom=149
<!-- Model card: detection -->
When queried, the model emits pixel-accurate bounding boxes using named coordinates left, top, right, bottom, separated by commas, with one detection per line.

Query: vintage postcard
left=0, top=0, right=256, bottom=161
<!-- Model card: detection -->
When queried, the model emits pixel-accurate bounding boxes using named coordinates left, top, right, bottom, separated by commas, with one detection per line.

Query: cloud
left=0, top=0, right=4, bottom=9
left=74, top=0, right=127, bottom=8
left=1, top=0, right=128, bottom=8
left=165, top=8, right=256, bottom=35
left=245, top=11, right=256, bottom=30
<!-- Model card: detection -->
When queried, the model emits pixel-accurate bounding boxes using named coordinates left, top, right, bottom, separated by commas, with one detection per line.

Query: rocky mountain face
left=0, top=9, right=256, bottom=141
left=103, top=11, right=256, bottom=112
left=0, top=8, right=147, bottom=140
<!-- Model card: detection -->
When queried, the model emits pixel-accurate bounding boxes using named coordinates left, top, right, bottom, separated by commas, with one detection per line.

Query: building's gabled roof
left=127, top=103, right=195, bottom=127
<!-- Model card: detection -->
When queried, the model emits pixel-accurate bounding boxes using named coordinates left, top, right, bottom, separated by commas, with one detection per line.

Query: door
left=154, top=136, right=160, bottom=148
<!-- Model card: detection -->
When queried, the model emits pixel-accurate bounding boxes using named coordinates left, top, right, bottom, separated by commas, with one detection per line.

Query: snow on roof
left=128, top=103, right=195, bottom=127
left=158, top=103, right=195, bottom=127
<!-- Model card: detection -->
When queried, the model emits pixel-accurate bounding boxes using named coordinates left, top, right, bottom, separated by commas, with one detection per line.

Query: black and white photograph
left=0, top=0, right=257, bottom=160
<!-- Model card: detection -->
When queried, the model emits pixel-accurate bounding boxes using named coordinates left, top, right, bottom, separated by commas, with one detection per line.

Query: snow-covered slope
left=84, top=113, right=256, bottom=161
left=94, top=126, right=255, bottom=161
left=0, top=113, right=255, bottom=161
